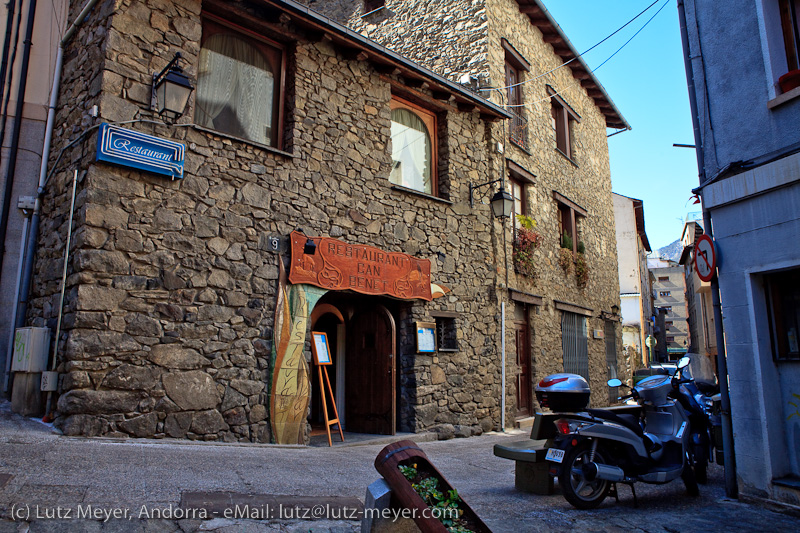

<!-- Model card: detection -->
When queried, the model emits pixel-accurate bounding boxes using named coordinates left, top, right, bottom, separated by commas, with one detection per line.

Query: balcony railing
left=508, top=110, right=528, bottom=151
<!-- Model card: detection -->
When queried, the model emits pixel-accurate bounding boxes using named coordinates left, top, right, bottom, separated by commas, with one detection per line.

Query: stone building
left=22, top=0, right=523, bottom=444
left=302, top=0, right=629, bottom=424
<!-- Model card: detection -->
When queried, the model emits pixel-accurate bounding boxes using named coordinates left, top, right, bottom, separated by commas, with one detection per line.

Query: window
left=549, top=87, right=580, bottom=160
left=766, top=267, right=800, bottom=360
left=364, top=0, right=385, bottom=12
left=667, top=336, right=675, bottom=342
left=663, top=306, right=673, bottom=314
left=562, top=311, right=588, bottom=379
left=658, top=276, right=669, bottom=282
left=666, top=320, right=674, bottom=328
left=554, top=192, right=586, bottom=255
left=660, top=290, right=672, bottom=297
left=390, top=98, right=436, bottom=196
left=779, top=0, right=800, bottom=74
left=503, top=39, right=530, bottom=150
left=511, top=177, right=526, bottom=234
left=195, top=17, right=285, bottom=148
left=435, top=317, right=458, bottom=352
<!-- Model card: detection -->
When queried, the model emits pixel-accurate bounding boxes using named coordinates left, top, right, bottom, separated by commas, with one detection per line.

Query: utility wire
left=501, top=0, right=670, bottom=109
left=493, top=0, right=662, bottom=93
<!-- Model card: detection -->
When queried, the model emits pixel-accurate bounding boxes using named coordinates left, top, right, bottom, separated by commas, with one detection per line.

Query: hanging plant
left=575, top=252, right=589, bottom=288
left=558, top=247, right=573, bottom=275
left=561, top=231, right=573, bottom=251
left=512, top=215, right=541, bottom=280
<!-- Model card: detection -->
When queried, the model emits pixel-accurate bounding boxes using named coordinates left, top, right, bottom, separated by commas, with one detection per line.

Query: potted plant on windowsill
left=512, top=215, right=542, bottom=280
left=575, top=240, right=589, bottom=288
left=779, top=69, right=800, bottom=93
left=558, top=231, right=574, bottom=275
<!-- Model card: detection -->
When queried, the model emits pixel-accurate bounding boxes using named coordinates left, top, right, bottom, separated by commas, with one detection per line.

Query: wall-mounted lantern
left=151, top=52, right=194, bottom=120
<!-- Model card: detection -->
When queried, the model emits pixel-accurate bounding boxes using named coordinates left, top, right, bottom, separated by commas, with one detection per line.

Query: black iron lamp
left=151, top=52, right=194, bottom=120
left=296, top=228, right=317, bottom=255
left=469, top=179, right=514, bottom=219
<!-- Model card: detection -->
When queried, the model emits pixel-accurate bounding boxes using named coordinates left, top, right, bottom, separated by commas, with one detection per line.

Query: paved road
left=1, top=401, right=798, bottom=532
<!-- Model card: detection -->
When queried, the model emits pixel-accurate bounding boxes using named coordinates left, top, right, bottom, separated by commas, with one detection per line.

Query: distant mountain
left=656, top=239, right=683, bottom=262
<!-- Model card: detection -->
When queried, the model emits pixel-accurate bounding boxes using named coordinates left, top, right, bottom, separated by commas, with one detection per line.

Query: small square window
left=666, top=321, right=674, bottom=328
left=667, top=336, right=675, bottom=342
left=660, top=290, right=671, bottom=297
left=658, top=276, right=669, bottom=282
left=436, top=317, right=458, bottom=352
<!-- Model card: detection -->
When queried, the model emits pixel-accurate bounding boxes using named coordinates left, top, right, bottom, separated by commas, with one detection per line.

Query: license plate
left=545, top=448, right=565, bottom=463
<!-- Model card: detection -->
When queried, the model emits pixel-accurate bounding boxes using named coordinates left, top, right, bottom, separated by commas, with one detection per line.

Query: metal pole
left=501, top=300, right=506, bottom=432
left=677, top=0, right=736, bottom=498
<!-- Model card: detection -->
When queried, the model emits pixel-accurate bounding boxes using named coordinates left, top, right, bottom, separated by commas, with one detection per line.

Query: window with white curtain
left=390, top=98, right=436, bottom=196
left=195, top=18, right=284, bottom=147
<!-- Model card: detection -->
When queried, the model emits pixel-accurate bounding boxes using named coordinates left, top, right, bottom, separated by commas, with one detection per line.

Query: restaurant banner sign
left=288, top=231, right=432, bottom=301
left=96, top=123, right=185, bottom=179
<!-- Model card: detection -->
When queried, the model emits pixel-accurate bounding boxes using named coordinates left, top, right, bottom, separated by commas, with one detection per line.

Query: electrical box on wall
left=11, top=327, right=50, bottom=373
left=593, top=329, right=604, bottom=339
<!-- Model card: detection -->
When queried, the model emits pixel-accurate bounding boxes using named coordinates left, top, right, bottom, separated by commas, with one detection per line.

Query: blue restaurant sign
left=96, top=123, right=185, bottom=179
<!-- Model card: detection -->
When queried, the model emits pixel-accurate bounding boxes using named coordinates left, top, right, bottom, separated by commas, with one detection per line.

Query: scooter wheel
left=559, top=442, right=612, bottom=509
left=681, top=463, right=700, bottom=497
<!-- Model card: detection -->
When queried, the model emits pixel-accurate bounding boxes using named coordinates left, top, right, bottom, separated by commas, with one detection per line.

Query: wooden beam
left=457, top=102, right=479, bottom=113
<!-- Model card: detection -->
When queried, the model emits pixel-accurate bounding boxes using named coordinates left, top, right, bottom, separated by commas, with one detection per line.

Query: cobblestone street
left=1, top=402, right=798, bottom=532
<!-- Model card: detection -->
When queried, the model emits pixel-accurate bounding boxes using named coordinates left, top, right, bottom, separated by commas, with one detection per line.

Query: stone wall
left=28, top=0, right=506, bottom=441
left=302, top=0, right=624, bottom=415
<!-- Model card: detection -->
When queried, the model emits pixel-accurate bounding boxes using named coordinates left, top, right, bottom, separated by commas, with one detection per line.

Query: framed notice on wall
left=311, top=331, right=332, bottom=365
left=416, top=322, right=436, bottom=353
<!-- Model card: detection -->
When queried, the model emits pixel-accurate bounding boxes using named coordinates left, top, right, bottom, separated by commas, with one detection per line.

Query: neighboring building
left=613, top=193, right=653, bottom=373
left=679, top=220, right=717, bottom=373
left=302, top=0, right=629, bottom=424
left=679, top=0, right=800, bottom=505
left=648, top=258, right=688, bottom=361
left=0, top=0, right=69, bottom=395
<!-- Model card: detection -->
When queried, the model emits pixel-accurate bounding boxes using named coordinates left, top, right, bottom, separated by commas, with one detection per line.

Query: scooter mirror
left=607, top=378, right=623, bottom=387
left=677, top=356, right=691, bottom=370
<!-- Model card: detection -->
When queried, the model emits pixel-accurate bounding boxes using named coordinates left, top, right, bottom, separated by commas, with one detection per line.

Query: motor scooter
left=545, top=357, right=699, bottom=509
left=672, top=365, right=720, bottom=484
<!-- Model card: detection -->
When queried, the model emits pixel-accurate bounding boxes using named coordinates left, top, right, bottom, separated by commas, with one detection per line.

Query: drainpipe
left=0, top=0, right=20, bottom=125
left=677, top=0, right=737, bottom=498
left=501, top=300, right=506, bottom=431
left=0, top=0, right=36, bottom=277
left=13, top=0, right=101, bottom=380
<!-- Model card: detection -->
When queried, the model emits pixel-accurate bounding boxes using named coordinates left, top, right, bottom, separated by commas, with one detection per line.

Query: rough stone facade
left=305, top=0, right=626, bottom=416
left=28, top=0, right=513, bottom=441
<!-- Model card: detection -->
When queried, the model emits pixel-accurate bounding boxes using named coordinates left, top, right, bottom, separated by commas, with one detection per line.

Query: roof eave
left=516, top=0, right=630, bottom=130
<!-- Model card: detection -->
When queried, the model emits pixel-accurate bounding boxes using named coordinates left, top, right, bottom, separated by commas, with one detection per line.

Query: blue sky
left=539, top=0, right=700, bottom=250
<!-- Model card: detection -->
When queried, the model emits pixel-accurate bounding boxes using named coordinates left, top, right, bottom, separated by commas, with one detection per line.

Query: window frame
left=779, top=0, right=800, bottom=72
left=660, top=290, right=672, bottom=297
left=196, top=14, right=287, bottom=150
left=503, top=39, right=530, bottom=151
left=553, top=191, right=586, bottom=255
left=548, top=87, right=580, bottom=161
left=510, top=177, right=526, bottom=237
left=389, top=97, right=438, bottom=197
left=765, top=267, right=800, bottom=360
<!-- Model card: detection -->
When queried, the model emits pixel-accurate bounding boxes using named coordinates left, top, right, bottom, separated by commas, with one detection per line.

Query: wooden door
left=515, top=321, right=532, bottom=417
left=345, top=304, right=396, bottom=434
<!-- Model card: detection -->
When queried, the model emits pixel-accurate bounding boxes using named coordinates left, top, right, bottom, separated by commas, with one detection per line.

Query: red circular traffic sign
left=694, top=234, right=716, bottom=282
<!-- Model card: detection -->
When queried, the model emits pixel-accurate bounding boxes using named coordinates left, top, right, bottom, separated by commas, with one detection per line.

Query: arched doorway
left=309, top=295, right=397, bottom=436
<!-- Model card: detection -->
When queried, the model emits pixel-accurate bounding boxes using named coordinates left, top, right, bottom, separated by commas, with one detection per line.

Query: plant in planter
left=558, top=247, right=574, bottom=275
left=575, top=251, right=589, bottom=288
left=512, top=215, right=541, bottom=279
left=400, top=463, right=475, bottom=533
